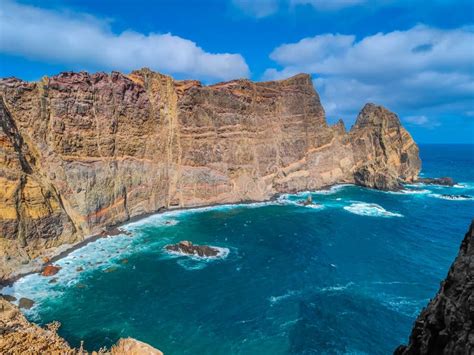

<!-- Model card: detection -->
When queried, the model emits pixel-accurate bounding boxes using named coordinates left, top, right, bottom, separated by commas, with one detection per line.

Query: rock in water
left=0, top=70, right=420, bottom=280
left=165, top=241, right=220, bottom=257
left=18, top=298, right=34, bottom=309
left=395, top=220, right=474, bottom=354
left=417, top=177, right=455, bottom=186
left=41, top=265, right=61, bottom=276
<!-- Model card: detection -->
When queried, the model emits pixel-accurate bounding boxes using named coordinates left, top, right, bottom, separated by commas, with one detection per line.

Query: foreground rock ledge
left=395, top=220, right=474, bottom=354
left=0, top=298, right=163, bottom=354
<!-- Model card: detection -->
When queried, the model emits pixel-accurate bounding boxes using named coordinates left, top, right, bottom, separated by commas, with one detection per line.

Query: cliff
left=395, top=221, right=474, bottom=354
left=0, top=69, right=420, bottom=280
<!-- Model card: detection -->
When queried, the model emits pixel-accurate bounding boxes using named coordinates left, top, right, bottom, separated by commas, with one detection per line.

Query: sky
left=0, top=0, right=473, bottom=144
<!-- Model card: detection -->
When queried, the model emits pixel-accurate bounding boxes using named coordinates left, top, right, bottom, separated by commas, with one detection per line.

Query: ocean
left=4, top=144, right=474, bottom=354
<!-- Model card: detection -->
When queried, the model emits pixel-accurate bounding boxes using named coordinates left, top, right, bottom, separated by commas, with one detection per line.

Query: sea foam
left=343, top=202, right=403, bottom=218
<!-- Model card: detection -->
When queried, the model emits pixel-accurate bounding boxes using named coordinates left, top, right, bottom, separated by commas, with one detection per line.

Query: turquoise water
left=6, top=145, right=474, bottom=354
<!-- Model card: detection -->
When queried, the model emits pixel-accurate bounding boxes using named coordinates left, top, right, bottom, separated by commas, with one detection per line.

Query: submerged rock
left=417, top=177, right=455, bottom=186
left=18, top=298, right=34, bottom=309
left=165, top=241, right=220, bottom=257
left=41, top=265, right=61, bottom=276
left=395, top=220, right=474, bottom=354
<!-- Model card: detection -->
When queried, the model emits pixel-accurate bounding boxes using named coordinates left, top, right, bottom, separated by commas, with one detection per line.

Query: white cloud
left=0, top=0, right=249, bottom=81
left=232, top=0, right=280, bottom=18
left=264, top=25, right=474, bottom=124
left=290, top=0, right=366, bottom=11
left=232, top=0, right=367, bottom=18
left=403, top=115, right=440, bottom=129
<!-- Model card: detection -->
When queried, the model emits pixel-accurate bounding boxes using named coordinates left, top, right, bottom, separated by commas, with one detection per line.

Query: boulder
left=18, top=298, right=34, bottom=309
left=41, top=265, right=61, bottom=276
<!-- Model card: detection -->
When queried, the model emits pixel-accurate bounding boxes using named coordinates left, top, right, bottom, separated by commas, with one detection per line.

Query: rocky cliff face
left=0, top=69, right=420, bottom=280
left=395, top=221, right=474, bottom=354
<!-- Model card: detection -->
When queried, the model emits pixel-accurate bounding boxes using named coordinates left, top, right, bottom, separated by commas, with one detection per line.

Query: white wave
left=388, top=189, right=430, bottom=195
left=319, top=282, right=354, bottom=292
left=1, top=234, right=137, bottom=311
left=343, top=202, right=403, bottom=218
left=453, top=182, right=473, bottom=189
left=305, top=203, right=324, bottom=210
left=268, top=289, right=301, bottom=305
left=429, top=194, right=472, bottom=201
left=313, top=184, right=353, bottom=195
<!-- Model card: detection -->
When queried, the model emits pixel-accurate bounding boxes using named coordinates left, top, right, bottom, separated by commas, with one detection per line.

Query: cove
left=4, top=144, right=474, bottom=354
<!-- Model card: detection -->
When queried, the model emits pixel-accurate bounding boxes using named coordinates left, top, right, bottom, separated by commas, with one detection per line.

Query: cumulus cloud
left=0, top=0, right=249, bottom=81
left=264, top=25, right=474, bottom=124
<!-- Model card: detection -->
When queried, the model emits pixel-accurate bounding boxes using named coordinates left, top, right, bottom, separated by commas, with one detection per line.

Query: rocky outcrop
left=165, top=240, right=220, bottom=257
left=0, top=70, right=420, bottom=280
left=0, top=297, right=164, bottom=354
left=395, top=220, right=474, bottom=354
left=0, top=298, right=74, bottom=353
left=110, top=338, right=164, bottom=355
left=418, top=177, right=455, bottom=186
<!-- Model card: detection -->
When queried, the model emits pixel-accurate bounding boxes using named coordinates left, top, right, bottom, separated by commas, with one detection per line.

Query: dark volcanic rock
left=0, top=294, right=16, bottom=302
left=18, top=298, right=34, bottom=309
left=418, top=177, right=455, bottom=186
left=165, top=241, right=220, bottom=257
left=395, top=220, right=474, bottom=355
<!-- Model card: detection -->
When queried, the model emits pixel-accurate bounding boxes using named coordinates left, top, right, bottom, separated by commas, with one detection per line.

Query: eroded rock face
left=395, top=220, right=474, bottom=354
left=0, top=69, right=420, bottom=279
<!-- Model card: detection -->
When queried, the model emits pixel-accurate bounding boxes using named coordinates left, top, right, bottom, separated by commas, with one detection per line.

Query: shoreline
left=0, top=178, right=458, bottom=289
left=0, top=187, right=311, bottom=288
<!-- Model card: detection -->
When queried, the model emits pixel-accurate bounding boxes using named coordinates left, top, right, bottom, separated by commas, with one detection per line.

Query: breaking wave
left=343, top=202, right=403, bottom=218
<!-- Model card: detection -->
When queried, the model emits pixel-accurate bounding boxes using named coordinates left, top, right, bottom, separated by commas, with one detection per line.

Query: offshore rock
left=41, top=264, right=61, bottom=276
left=417, top=177, right=455, bottom=186
left=395, top=220, right=474, bottom=354
left=165, top=240, right=220, bottom=257
left=18, top=297, right=34, bottom=309
left=0, top=70, right=420, bottom=279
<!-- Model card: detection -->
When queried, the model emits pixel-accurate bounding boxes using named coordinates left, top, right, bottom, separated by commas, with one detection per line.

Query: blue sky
left=0, top=0, right=473, bottom=143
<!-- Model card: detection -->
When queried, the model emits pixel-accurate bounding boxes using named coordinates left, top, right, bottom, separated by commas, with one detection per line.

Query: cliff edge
left=395, top=220, right=474, bottom=354
left=0, top=70, right=420, bottom=280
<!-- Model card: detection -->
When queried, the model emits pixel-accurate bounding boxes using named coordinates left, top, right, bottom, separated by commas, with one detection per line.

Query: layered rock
left=0, top=69, right=420, bottom=280
left=395, top=220, right=474, bottom=354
